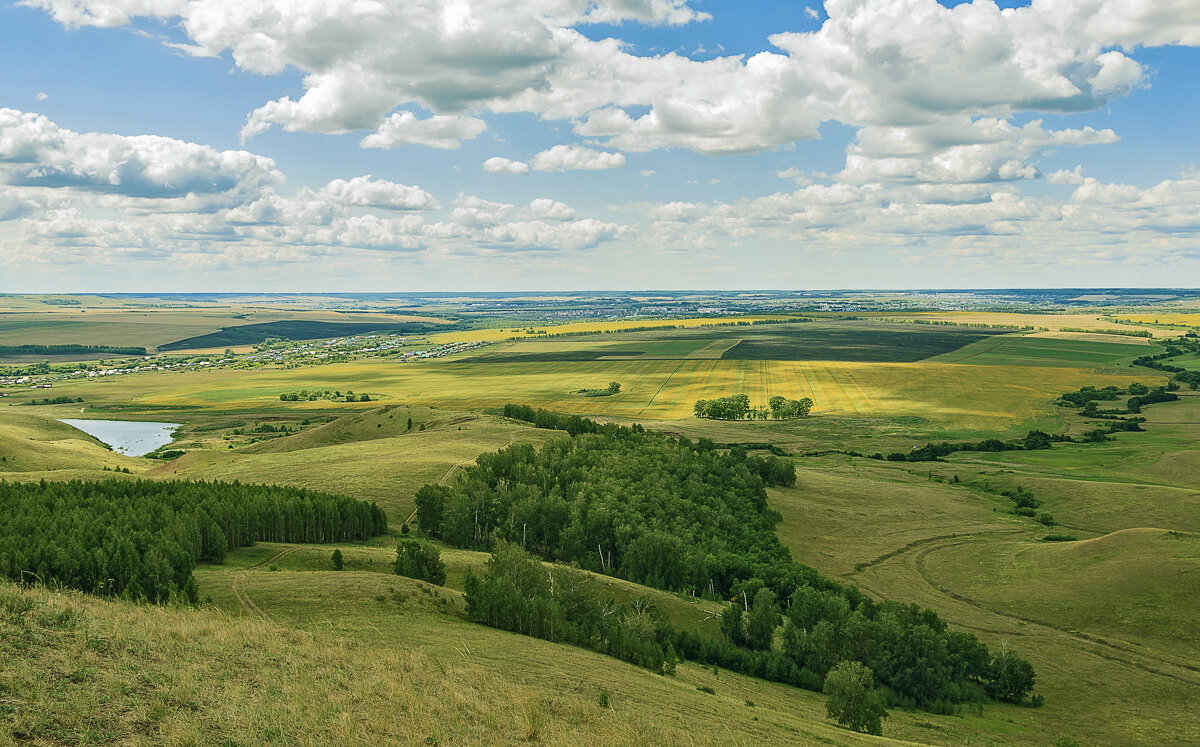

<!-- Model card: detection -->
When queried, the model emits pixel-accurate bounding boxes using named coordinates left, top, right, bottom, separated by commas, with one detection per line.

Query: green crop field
left=932, top=333, right=1160, bottom=367
left=472, top=321, right=1013, bottom=363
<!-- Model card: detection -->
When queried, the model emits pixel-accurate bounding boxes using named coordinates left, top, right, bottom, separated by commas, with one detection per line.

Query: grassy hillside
left=4, top=572, right=1003, bottom=746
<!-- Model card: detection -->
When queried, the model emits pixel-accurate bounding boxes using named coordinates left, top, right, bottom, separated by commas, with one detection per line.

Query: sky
left=1, top=0, right=1200, bottom=292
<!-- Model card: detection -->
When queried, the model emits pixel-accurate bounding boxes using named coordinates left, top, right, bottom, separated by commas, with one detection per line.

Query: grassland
left=6, top=306, right=1200, bottom=745
left=757, top=392, right=1200, bottom=745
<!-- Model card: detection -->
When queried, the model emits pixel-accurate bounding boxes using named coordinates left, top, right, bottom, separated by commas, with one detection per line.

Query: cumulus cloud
left=318, top=175, right=440, bottom=211
left=531, top=145, right=626, bottom=171
left=839, top=118, right=1119, bottom=185
left=528, top=198, right=579, bottom=221
left=22, top=0, right=1200, bottom=156
left=359, top=112, right=486, bottom=150
left=0, top=110, right=622, bottom=262
left=482, top=156, right=530, bottom=175
left=0, top=108, right=282, bottom=207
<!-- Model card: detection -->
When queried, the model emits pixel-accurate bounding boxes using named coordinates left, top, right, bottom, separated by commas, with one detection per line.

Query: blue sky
left=2, top=0, right=1199, bottom=291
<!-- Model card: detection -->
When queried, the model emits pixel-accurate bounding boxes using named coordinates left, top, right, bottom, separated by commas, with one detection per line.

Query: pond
left=58, top=419, right=182, bottom=457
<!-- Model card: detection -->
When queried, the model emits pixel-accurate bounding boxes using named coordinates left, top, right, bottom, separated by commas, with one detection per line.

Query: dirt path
left=230, top=546, right=300, bottom=619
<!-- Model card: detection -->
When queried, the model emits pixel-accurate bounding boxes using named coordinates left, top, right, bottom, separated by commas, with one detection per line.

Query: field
left=6, top=299, right=1200, bottom=745
left=9, top=352, right=1151, bottom=443
left=755, top=392, right=1200, bottom=745
left=0, top=304, right=450, bottom=354
left=930, top=333, right=1159, bottom=367
left=473, top=322, right=1012, bottom=363
left=856, top=311, right=1178, bottom=336
left=429, top=315, right=802, bottom=343
left=1113, top=312, right=1200, bottom=326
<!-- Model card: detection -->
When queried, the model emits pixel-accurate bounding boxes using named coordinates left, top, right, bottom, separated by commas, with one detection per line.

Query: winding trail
left=851, top=532, right=1200, bottom=687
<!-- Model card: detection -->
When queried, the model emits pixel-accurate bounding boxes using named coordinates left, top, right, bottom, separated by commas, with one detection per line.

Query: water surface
left=58, top=419, right=181, bottom=457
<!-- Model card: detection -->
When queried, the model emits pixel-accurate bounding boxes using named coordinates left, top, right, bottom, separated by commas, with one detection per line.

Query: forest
left=0, top=480, right=387, bottom=602
left=418, top=414, right=1037, bottom=711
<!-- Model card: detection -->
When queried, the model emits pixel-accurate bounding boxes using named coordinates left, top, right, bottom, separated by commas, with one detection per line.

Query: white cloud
left=318, top=176, right=440, bottom=211
left=1047, top=167, right=1085, bottom=185
left=35, top=92, right=48, bottom=102
left=531, top=144, right=626, bottom=172
left=482, top=156, right=530, bottom=175
left=23, top=0, right=1200, bottom=157
left=0, top=108, right=281, bottom=207
left=528, top=198, right=579, bottom=221
left=479, top=218, right=622, bottom=252
left=359, top=112, right=486, bottom=150
left=450, top=194, right=514, bottom=228
left=838, top=118, right=1118, bottom=185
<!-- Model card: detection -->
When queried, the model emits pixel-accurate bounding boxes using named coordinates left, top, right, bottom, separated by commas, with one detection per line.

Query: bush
left=1042, top=534, right=1079, bottom=542
left=1036, top=513, right=1056, bottom=526
left=331, top=549, right=344, bottom=571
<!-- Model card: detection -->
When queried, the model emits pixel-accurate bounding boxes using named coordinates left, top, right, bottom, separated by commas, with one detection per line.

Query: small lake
left=58, top=419, right=182, bottom=457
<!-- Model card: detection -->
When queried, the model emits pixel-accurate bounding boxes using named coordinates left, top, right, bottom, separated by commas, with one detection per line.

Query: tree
left=720, top=602, right=746, bottom=646
left=414, top=484, right=447, bottom=534
left=824, top=660, right=888, bottom=736
left=407, top=416, right=414, bottom=430
left=331, top=548, right=344, bottom=570
left=986, top=642, right=1036, bottom=703
left=608, top=381, right=622, bottom=394
left=394, top=539, right=446, bottom=585
left=746, top=588, right=779, bottom=651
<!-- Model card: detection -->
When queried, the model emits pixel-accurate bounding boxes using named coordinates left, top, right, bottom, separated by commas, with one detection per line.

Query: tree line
left=0, top=479, right=387, bottom=603
left=415, top=412, right=1036, bottom=714
left=693, top=394, right=814, bottom=420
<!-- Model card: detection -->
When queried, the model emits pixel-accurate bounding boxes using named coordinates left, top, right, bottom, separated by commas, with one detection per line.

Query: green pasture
left=933, top=334, right=1160, bottom=368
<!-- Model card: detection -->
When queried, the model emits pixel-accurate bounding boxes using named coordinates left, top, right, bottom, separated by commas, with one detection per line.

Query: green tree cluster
left=0, top=479, right=387, bottom=602
left=417, top=417, right=1035, bottom=713
left=464, top=541, right=677, bottom=675
left=393, top=539, right=446, bottom=585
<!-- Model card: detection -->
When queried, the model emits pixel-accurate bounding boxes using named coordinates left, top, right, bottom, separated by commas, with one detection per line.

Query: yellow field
left=430, top=316, right=802, bottom=343
left=857, top=311, right=1177, bottom=336
left=1113, top=313, right=1200, bottom=326
left=49, top=354, right=1154, bottom=437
